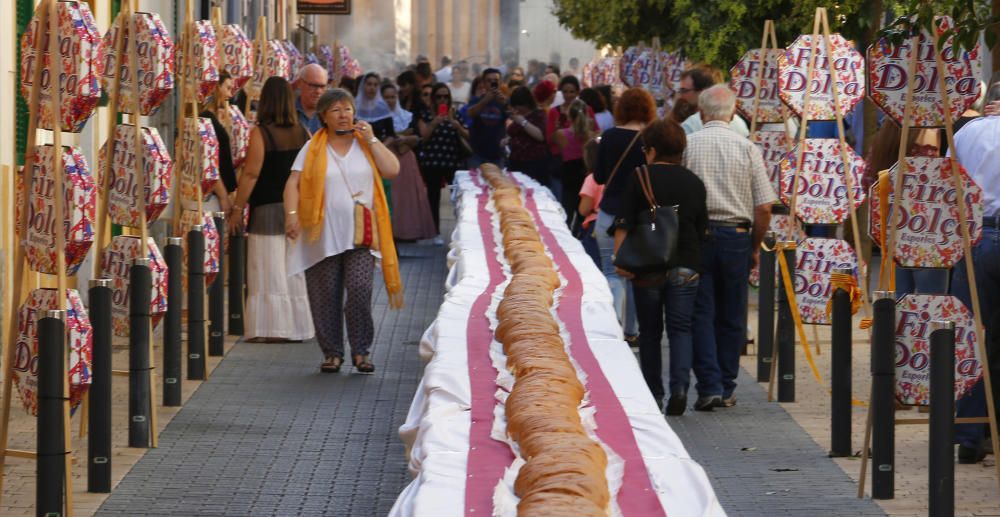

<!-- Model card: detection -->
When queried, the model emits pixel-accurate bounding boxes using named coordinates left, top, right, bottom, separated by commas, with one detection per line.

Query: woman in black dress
left=417, top=83, right=469, bottom=242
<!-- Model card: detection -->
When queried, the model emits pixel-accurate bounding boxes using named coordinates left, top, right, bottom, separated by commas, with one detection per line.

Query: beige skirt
left=245, top=232, right=314, bottom=340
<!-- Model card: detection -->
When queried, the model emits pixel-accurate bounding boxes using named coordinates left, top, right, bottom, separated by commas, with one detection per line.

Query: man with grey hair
left=950, top=81, right=1000, bottom=464
left=295, top=63, right=329, bottom=134
left=682, top=84, right=777, bottom=410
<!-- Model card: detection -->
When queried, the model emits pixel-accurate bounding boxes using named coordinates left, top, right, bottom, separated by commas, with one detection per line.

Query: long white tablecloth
left=390, top=171, right=725, bottom=517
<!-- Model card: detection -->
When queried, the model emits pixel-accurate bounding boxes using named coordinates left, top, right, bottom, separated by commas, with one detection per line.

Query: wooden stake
left=785, top=9, right=823, bottom=243
left=931, top=30, right=1000, bottom=491
left=748, top=20, right=772, bottom=138
left=0, top=3, right=48, bottom=506
left=856, top=31, right=919, bottom=498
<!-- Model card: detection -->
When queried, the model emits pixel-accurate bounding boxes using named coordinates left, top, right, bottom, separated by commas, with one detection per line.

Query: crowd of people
left=205, top=50, right=1000, bottom=464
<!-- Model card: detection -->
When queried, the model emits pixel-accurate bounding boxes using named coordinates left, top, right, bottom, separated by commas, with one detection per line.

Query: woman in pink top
left=578, top=173, right=604, bottom=267
left=553, top=99, right=595, bottom=224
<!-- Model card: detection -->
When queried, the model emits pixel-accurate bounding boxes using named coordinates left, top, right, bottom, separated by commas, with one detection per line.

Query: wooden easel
left=174, top=0, right=210, bottom=381
left=0, top=1, right=76, bottom=514
left=747, top=20, right=781, bottom=139
left=856, top=23, right=1000, bottom=496
left=245, top=17, right=270, bottom=121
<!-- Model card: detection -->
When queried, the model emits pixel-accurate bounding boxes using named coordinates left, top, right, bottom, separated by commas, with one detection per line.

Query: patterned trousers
left=304, top=249, right=375, bottom=359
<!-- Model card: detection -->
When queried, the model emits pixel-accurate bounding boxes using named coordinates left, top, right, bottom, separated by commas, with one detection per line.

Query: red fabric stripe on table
left=464, top=170, right=515, bottom=515
left=521, top=183, right=667, bottom=516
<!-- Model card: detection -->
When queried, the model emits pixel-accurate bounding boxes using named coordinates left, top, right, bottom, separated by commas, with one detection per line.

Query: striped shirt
left=682, top=120, right=777, bottom=223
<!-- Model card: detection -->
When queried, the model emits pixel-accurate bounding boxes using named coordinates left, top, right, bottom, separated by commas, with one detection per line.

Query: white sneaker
left=433, top=236, right=445, bottom=246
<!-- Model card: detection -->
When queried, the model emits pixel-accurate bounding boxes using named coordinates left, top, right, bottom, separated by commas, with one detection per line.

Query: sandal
left=320, top=356, right=342, bottom=373
left=352, top=355, right=375, bottom=375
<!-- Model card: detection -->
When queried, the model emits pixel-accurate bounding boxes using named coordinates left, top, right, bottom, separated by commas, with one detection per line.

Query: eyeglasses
left=434, top=94, right=450, bottom=100
left=677, top=87, right=695, bottom=95
left=304, top=81, right=327, bottom=90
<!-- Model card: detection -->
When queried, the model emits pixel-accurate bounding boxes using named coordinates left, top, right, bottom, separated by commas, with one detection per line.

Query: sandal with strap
left=352, top=355, right=375, bottom=375
left=321, top=356, right=342, bottom=373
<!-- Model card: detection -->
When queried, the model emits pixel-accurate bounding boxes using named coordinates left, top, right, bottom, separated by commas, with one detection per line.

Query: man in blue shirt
left=466, top=68, right=509, bottom=168
left=295, top=63, right=328, bottom=135
left=950, top=82, right=1000, bottom=464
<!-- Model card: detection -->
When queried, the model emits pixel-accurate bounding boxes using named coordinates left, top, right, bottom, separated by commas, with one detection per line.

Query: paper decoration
left=179, top=210, right=221, bottom=287
left=778, top=139, right=866, bottom=224
left=180, top=117, right=220, bottom=210
left=225, top=105, right=251, bottom=169
left=317, top=44, right=334, bottom=78
left=749, top=213, right=806, bottom=287
left=17, top=145, right=96, bottom=275
left=752, top=130, right=790, bottom=198
left=778, top=33, right=865, bottom=121
left=731, top=49, right=784, bottom=123
left=282, top=40, right=303, bottom=79
left=220, top=24, right=253, bottom=90
left=100, top=11, right=175, bottom=115
left=100, top=236, right=168, bottom=336
left=98, top=124, right=172, bottom=227
left=13, top=288, right=92, bottom=416
left=793, top=238, right=861, bottom=324
left=867, top=157, right=982, bottom=268
left=337, top=43, right=362, bottom=79
left=582, top=56, right=624, bottom=89
left=19, top=0, right=104, bottom=132
left=182, top=20, right=219, bottom=104
left=269, top=39, right=293, bottom=81
left=895, top=294, right=981, bottom=405
left=867, top=16, right=983, bottom=127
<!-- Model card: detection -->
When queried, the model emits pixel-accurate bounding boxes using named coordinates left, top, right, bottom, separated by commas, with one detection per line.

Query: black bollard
left=871, top=291, right=896, bottom=500
left=830, top=267, right=853, bottom=457
left=87, top=279, right=113, bottom=493
left=929, top=321, right=955, bottom=517
left=757, top=231, right=777, bottom=382
left=776, top=241, right=796, bottom=403
left=163, top=237, right=183, bottom=406
left=129, top=258, right=152, bottom=448
left=188, top=226, right=207, bottom=380
left=209, top=211, right=226, bottom=356
left=37, top=310, right=66, bottom=517
left=228, top=227, right=245, bottom=336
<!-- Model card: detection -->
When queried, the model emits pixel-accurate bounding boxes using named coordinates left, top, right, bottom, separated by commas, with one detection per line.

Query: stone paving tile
left=95, top=237, right=445, bottom=517
left=668, top=365, right=887, bottom=516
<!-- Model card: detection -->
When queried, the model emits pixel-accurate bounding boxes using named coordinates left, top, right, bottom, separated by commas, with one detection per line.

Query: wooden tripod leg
left=857, top=386, right=873, bottom=498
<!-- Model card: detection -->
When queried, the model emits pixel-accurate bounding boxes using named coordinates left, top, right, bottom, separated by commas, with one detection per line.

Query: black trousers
left=420, top=165, right=455, bottom=234
left=560, top=159, right=586, bottom=225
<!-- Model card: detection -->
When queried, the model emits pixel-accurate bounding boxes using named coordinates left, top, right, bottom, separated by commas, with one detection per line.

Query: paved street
left=92, top=210, right=889, bottom=517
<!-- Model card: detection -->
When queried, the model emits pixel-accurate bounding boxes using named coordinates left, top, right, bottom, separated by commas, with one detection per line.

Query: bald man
left=295, top=63, right=329, bottom=134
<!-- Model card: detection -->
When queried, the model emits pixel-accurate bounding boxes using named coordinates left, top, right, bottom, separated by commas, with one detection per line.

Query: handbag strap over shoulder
left=634, top=165, right=659, bottom=211
left=606, top=130, right=642, bottom=187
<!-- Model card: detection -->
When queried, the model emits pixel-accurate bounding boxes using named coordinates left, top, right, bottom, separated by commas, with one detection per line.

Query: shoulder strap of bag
left=634, top=165, right=659, bottom=210
left=606, top=130, right=642, bottom=187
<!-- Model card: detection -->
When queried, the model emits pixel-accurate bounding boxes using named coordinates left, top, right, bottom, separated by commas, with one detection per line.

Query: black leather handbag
left=613, top=165, right=678, bottom=275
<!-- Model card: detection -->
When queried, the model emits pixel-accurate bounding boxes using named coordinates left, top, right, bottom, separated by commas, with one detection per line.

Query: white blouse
left=286, top=138, right=381, bottom=276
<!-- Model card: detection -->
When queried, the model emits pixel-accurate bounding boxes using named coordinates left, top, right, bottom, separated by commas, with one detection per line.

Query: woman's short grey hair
left=698, top=84, right=737, bottom=122
left=316, top=88, right=355, bottom=129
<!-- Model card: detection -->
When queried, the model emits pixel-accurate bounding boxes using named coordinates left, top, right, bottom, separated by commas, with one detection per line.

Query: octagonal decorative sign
left=749, top=213, right=805, bottom=287
left=792, top=238, right=861, bottom=325
left=100, top=235, right=168, bottom=336
left=778, top=33, right=865, bottom=121
left=100, top=11, right=175, bottom=116
left=179, top=117, right=220, bottom=210
left=19, top=0, right=104, bottom=132
left=99, top=124, right=173, bottom=227
left=895, top=294, right=981, bottom=405
left=868, top=157, right=982, bottom=268
left=13, top=288, right=92, bottom=416
left=778, top=139, right=866, bottom=224
left=181, top=20, right=219, bottom=104
left=868, top=16, right=982, bottom=127
left=752, top=130, right=790, bottom=197
left=17, top=145, right=96, bottom=275
left=731, top=48, right=784, bottom=123
left=224, top=105, right=251, bottom=169
left=220, top=24, right=253, bottom=91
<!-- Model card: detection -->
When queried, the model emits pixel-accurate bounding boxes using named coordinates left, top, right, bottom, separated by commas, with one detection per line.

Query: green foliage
left=878, top=0, right=999, bottom=55
left=553, top=0, right=997, bottom=71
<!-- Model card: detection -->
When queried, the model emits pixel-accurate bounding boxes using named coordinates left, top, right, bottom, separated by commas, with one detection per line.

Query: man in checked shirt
left=682, top=85, right=777, bottom=410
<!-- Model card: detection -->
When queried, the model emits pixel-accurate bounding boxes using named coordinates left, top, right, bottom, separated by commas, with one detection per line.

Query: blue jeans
left=595, top=210, right=638, bottom=337
left=580, top=223, right=601, bottom=268
left=633, top=268, right=715, bottom=402
left=694, top=226, right=751, bottom=397
left=951, top=227, right=1000, bottom=448
left=895, top=266, right=949, bottom=296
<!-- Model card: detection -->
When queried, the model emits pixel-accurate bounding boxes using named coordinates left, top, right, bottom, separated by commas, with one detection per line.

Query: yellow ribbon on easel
left=775, top=241, right=868, bottom=407
left=859, top=169, right=896, bottom=330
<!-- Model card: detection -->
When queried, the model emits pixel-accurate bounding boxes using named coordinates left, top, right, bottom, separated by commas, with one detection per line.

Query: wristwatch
left=520, top=119, right=529, bottom=127
left=367, top=136, right=379, bottom=145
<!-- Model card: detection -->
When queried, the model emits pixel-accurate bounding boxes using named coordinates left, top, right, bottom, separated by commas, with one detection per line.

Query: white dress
left=286, top=138, right=381, bottom=277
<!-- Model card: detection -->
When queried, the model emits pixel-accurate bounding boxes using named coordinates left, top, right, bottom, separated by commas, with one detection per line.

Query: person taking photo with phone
left=418, top=83, right=469, bottom=244
left=466, top=68, right=509, bottom=168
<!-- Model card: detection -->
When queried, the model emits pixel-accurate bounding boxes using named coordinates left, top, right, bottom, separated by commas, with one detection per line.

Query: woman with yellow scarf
left=284, top=88, right=403, bottom=374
